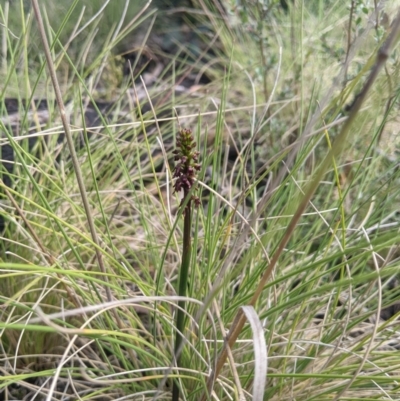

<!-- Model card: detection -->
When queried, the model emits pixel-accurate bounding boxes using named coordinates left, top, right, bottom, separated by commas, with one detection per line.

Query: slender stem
left=172, top=194, right=192, bottom=401
left=31, top=0, right=112, bottom=304
left=344, top=0, right=355, bottom=83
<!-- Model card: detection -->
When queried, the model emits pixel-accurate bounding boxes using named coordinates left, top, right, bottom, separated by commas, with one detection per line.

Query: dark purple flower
left=173, top=128, right=201, bottom=212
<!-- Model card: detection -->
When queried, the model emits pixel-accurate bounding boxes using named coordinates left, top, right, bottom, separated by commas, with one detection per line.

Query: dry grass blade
left=30, top=0, right=112, bottom=303
left=201, top=6, right=400, bottom=400
left=241, top=306, right=267, bottom=401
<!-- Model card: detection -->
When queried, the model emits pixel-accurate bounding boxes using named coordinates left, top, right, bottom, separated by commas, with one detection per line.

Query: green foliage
left=1, top=1, right=400, bottom=400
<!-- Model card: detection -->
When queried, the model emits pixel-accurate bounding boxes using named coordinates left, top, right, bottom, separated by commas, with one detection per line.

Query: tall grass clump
left=0, top=1, right=400, bottom=400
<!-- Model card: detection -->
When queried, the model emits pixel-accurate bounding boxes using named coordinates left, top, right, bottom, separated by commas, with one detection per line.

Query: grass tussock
left=0, top=0, right=400, bottom=400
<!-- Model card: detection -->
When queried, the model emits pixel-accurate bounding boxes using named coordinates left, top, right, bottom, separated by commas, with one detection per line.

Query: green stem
left=172, top=193, right=192, bottom=401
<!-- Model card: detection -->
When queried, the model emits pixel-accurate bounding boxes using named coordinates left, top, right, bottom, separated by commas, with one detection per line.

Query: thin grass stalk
left=30, top=0, right=112, bottom=303
left=201, top=7, right=400, bottom=399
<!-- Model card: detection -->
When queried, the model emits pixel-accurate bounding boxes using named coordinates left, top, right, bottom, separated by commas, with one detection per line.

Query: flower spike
left=173, top=128, right=201, bottom=214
